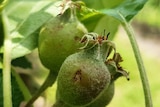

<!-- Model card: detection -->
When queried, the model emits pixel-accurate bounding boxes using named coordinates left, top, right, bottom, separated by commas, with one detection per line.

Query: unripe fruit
left=86, top=82, right=114, bottom=107
left=54, top=82, right=114, bottom=107
left=57, top=46, right=111, bottom=106
left=38, top=9, right=87, bottom=71
left=55, top=32, right=129, bottom=107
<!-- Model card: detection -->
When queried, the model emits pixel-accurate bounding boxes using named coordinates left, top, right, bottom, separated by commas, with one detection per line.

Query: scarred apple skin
left=57, top=49, right=111, bottom=106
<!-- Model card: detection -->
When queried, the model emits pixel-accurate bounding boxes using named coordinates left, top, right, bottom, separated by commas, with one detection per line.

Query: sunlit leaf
left=77, top=5, right=119, bottom=39
left=11, top=1, right=60, bottom=59
left=101, top=0, right=147, bottom=22
left=78, top=0, right=124, bottom=10
left=77, top=6, right=105, bottom=31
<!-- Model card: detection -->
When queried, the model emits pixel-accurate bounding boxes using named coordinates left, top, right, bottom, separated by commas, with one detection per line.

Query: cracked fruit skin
left=38, top=15, right=87, bottom=71
left=57, top=50, right=111, bottom=106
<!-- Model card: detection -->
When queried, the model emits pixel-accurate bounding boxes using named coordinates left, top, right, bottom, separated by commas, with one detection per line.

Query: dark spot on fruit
left=73, top=69, right=82, bottom=82
left=95, top=67, right=99, bottom=71
left=74, top=36, right=81, bottom=41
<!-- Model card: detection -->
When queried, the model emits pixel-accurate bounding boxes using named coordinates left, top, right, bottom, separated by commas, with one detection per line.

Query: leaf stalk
left=118, top=12, right=153, bottom=107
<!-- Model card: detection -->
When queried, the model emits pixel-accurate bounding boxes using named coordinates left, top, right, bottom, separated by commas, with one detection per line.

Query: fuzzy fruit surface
left=86, top=82, right=114, bottom=107
left=38, top=15, right=87, bottom=71
left=57, top=49, right=111, bottom=106
left=55, top=79, right=114, bottom=107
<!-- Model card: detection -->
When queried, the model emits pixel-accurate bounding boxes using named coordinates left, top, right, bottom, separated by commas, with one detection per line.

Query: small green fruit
left=54, top=82, right=114, bottom=107
left=57, top=50, right=111, bottom=106
left=38, top=10, right=87, bottom=71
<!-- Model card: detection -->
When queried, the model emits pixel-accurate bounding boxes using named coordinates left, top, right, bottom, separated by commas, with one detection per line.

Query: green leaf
left=77, top=0, right=146, bottom=38
left=6, top=1, right=36, bottom=20
left=78, top=0, right=124, bottom=10
left=10, top=1, right=60, bottom=59
left=11, top=74, right=25, bottom=107
left=77, top=6, right=119, bottom=39
left=77, top=6, right=105, bottom=31
left=0, top=70, right=25, bottom=107
left=11, top=56, right=32, bottom=69
left=93, top=15, right=119, bottom=40
left=17, top=11, right=52, bottom=38
left=101, top=0, right=147, bottom=22
left=11, top=31, right=39, bottom=59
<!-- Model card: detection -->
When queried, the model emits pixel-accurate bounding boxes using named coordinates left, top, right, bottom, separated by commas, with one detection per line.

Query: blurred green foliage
left=135, top=0, right=160, bottom=27
left=1, top=0, right=157, bottom=107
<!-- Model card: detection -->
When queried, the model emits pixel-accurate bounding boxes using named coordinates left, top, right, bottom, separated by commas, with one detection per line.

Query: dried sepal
left=106, top=53, right=130, bottom=81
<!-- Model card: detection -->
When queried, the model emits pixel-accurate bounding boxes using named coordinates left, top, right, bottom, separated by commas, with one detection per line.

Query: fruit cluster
left=38, top=1, right=129, bottom=107
left=54, top=32, right=129, bottom=107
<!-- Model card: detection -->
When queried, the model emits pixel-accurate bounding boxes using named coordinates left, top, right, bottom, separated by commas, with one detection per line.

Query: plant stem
left=119, top=12, right=153, bottom=107
left=25, top=71, right=57, bottom=107
left=2, top=11, right=12, bottom=107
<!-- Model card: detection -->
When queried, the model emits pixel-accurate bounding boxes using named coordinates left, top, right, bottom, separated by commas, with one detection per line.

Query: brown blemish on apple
left=74, top=36, right=81, bottom=41
left=73, top=69, right=82, bottom=83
